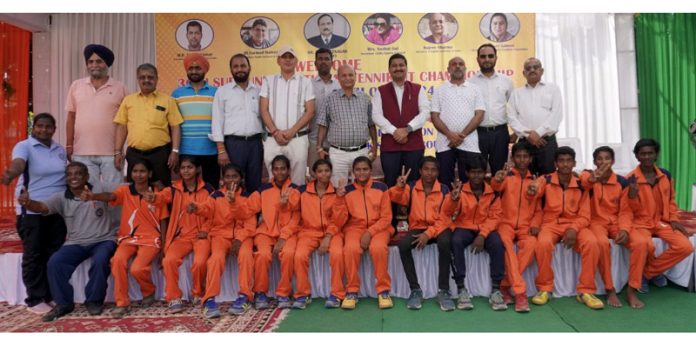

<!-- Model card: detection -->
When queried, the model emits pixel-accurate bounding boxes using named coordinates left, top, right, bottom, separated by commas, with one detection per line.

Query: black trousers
left=126, top=143, right=172, bottom=186
left=380, top=150, right=423, bottom=187
left=436, top=148, right=481, bottom=186
left=477, top=125, right=510, bottom=176
left=191, top=154, right=220, bottom=189
left=223, top=136, right=264, bottom=193
left=518, top=135, right=558, bottom=176
left=451, top=228, right=505, bottom=286
left=398, top=229, right=452, bottom=291
left=16, top=214, right=67, bottom=306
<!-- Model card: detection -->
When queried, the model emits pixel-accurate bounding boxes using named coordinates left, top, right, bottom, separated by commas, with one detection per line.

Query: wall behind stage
left=155, top=13, right=535, bottom=156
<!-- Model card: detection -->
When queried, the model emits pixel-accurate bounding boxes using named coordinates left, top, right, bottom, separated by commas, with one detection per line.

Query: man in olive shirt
left=114, top=63, right=183, bottom=187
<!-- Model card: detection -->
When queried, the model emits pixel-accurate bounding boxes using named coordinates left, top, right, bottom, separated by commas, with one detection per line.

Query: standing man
left=307, top=14, right=348, bottom=49
left=372, top=53, right=429, bottom=187
left=430, top=56, right=486, bottom=186
left=212, top=54, right=264, bottom=193
left=66, top=44, right=127, bottom=186
left=308, top=48, right=339, bottom=171
left=186, top=21, right=203, bottom=51
left=114, top=63, right=183, bottom=188
left=260, top=45, right=315, bottom=186
left=316, top=64, right=378, bottom=185
left=172, top=53, right=220, bottom=188
left=469, top=44, right=515, bottom=175
left=508, top=57, right=563, bottom=175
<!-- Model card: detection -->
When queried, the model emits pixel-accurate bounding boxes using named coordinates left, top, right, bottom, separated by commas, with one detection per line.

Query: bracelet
left=114, top=151, right=122, bottom=156
left=218, top=150, right=227, bottom=155
left=172, top=148, right=179, bottom=153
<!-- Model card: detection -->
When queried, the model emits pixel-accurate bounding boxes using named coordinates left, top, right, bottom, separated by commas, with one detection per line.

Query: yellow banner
left=155, top=13, right=535, bottom=155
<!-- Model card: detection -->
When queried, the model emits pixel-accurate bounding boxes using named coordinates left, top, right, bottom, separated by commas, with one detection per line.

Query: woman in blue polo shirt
left=1, top=113, right=68, bottom=314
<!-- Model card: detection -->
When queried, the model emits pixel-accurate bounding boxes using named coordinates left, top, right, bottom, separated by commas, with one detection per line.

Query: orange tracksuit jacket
left=490, top=169, right=542, bottom=296
left=624, top=166, right=693, bottom=288
left=534, top=172, right=599, bottom=294
left=442, top=182, right=502, bottom=238
left=388, top=179, right=452, bottom=238
left=334, top=179, right=393, bottom=294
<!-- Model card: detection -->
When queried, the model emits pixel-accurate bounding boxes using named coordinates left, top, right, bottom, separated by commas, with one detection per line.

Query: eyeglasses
left=375, top=21, right=388, bottom=27
left=524, top=64, right=542, bottom=71
left=479, top=54, right=495, bottom=59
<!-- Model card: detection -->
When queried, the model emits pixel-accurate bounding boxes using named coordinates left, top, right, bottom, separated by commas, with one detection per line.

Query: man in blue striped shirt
left=172, top=53, right=220, bottom=188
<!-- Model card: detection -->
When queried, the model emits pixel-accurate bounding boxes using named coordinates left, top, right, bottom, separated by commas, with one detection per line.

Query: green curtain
left=635, top=13, right=696, bottom=211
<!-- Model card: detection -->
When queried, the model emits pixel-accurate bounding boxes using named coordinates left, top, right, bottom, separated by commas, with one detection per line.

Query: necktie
left=324, top=38, right=329, bottom=45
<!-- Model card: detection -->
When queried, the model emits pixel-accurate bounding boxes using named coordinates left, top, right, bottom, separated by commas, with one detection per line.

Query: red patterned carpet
left=0, top=301, right=287, bottom=333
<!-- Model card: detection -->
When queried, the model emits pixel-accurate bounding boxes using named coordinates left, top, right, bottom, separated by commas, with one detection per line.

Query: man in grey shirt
left=18, top=161, right=117, bottom=322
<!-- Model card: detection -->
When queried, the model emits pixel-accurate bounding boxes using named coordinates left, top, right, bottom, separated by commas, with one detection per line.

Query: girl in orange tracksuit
left=292, top=159, right=344, bottom=309
left=490, top=142, right=541, bottom=312
left=150, top=155, right=215, bottom=313
left=82, top=159, right=168, bottom=318
left=228, top=155, right=301, bottom=310
left=334, top=156, right=393, bottom=310
left=199, top=164, right=257, bottom=318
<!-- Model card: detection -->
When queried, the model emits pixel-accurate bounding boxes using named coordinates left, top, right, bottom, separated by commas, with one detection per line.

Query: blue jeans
left=47, top=240, right=117, bottom=305
left=451, top=229, right=505, bottom=286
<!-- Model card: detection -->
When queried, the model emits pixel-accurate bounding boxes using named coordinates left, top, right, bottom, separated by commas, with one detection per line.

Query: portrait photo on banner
left=175, top=18, right=214, bottom=51
left=363, top=13, right=403, bottom=46
left=304, top=13, right=351, bottom=49
left=417, top=13, right=458, bottom=45
left=479, top=12, right=520, bottom=43
left=240, top=16, right=280, bottom=49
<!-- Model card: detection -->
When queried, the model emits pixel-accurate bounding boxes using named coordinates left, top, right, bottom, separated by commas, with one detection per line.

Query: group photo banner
left=155, top=13, right=535, bottom=155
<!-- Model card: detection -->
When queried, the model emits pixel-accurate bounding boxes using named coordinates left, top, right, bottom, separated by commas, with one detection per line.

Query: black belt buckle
left=331, top=143, right=367, bottom=152
left=294, top=130, right=309, bottom=138
left=479, top=124, right=506, bottom=132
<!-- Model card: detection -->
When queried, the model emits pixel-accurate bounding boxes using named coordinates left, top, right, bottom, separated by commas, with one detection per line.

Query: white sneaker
left=27, top=302, right=53, bottom=314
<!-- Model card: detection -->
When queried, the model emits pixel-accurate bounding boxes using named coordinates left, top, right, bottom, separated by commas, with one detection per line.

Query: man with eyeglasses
left=468, top=44, right=515, bottom=176
left=508, top=57, right=563, bottom=175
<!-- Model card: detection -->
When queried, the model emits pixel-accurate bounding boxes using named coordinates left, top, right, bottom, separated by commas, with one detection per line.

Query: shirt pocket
left=540, top=94, right=553, bottom=110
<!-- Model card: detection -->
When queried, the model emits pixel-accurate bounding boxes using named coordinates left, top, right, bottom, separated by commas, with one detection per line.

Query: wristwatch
left=172, top=148, right=180, bottom=153
left=406, top=125, right=414, bottom=133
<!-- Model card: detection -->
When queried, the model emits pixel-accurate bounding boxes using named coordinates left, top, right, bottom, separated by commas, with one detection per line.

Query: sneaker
left=42, top=304, right=74, bottom=322
left=436, top=289, right=455, bottom=312
left=168, top=299, right=184, bottom=313
left=229, top=295, right=251, bottom=316
left=515, top=294, right=530, bottom=313
left=489, top=290, right=508, bottom=311
left=576, top=293, right=604, bottom=310
left=111, top=306, right=129, bottom=319
left=254, top=293, right=269, bottom=310
left=650, top=274, right=668, bottom=287
left=141, top=294, right=156, bottom=307
left=531, top=291, right=550, bottom=305
left=341, top=293, right=358, bottom=310
left=292, top=296, right=312, bottom=309
left=191, top=296, right=202, bottom=306
left=27, top=302, right=53, bottom=314
left=456, top=287, right=474, bottom=310
left=324, top=295, right=341, bottom=309
left=203, top=298, right=221, bottom=319
left=406, top=289, right=423, bottom=310
left=638, top=277, right=650, bottom=293
left=501, top=287, right=514, bottom=305
left=277, top=296, right=293, bottom=309
left=85, top=301, right=104, bottom=316
left=378, top=292, right=393, bottom=309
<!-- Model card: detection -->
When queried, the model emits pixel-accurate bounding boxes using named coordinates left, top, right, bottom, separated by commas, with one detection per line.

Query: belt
left=226, top=133, right=263, bottom=141
left=330, top=143, right=368, bottom=152
left=294, top=130, right=310, bottom=138
left=127, top=144, right=169, bottom=155
left=477, top=124, right=508, bottom=132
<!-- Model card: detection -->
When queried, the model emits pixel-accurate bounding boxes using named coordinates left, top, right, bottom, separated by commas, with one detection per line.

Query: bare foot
left=606, top=290, right=622, bottom=308
left=626, top=287, right=645, bottom=309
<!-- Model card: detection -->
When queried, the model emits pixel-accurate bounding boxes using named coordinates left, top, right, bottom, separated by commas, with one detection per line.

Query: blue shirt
left=12, top=137, right=67, bottom=214
left=171, top=82, right=218, bottom=156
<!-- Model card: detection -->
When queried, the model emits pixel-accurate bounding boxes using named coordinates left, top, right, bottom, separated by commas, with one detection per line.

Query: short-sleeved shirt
left=171, top=82, right=218, bottom=156
left=113, top=91, right=184, bottom=151
left=43, top=183, right=117, bottom=246
left=316, top=89, right=373, bottom=147
left=65, top=77, right=128, bottom=156
left=260, top=74, right=315, bottom=131
left=111, top=184, right=169, bottom=248
left=12, top=137, right=67, bottom=215
left=431, top=81, right=486, bottom=153
left=309, top=77, right=339, bottom=143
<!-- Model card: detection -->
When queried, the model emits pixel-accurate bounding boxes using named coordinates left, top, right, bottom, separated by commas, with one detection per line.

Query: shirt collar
left=474, top=71, right=499, bottom=79
left=185, top=81, right=211, bottom=91
left=524, top=81, right=546, bottom=88
left=28, top=136, right=58, bottom=150
left=138, top=90, right=159, bottom=97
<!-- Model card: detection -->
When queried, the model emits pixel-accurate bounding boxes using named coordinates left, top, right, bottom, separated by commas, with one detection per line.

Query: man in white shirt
left=260, top=46, right=316, bottom=185
left=211, top=53, right=264, bottom=192
left=430, top=56, right=486, bottom=186
left=468, top=44, right=515, bottom=175
left=508, top=57, right=563, bottom=175
left=308, top=48, right=339, bottom=172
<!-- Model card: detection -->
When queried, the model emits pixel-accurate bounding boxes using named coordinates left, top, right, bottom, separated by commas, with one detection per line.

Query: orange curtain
left=0, top=22, right=31, bottom=227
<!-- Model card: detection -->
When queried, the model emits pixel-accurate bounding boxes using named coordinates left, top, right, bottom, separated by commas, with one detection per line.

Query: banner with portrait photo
left=155, top=13, right=535, bottom=155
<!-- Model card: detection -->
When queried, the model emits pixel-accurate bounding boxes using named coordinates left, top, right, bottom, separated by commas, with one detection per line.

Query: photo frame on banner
left=240, top=16, right=280, bottom=49
left=479, top=13, right=521, bottom=43
left=363, top=13, right=403, bottom=46
left=417, top=13, right=458, bottom=45
left=175, top=19, right=214, bottom=51
left=304, top=13, right=351, bottom=49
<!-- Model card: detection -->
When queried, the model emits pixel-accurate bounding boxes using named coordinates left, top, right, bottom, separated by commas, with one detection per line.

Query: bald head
left=337, top=64, right=356, bottom=91
left=522, top=57, right=544, bottom=86
left=447, top=56, right=466, bottom=83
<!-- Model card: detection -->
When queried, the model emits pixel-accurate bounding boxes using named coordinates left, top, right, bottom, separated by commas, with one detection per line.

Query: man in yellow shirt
left=114, top=63, right=183, bottom=187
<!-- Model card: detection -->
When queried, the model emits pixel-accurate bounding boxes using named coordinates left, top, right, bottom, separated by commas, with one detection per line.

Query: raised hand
left=589, top=161, right=611, bottom=183
left=494, top=162, right=512, bottom=183
left=80, top=185, right=93, bottom=201
left=143, top=187, right=155, bottom=203
left=396, top=165, right=411, bottom=188
left=226, top=182, right=237, bottom=202
left=527, top=174, right=539, bottom=196
left=279, top=188, right=291, bottom=207
left=336, top=178, right=347, bottom=197
left=450, top=178, right=462, bottom=201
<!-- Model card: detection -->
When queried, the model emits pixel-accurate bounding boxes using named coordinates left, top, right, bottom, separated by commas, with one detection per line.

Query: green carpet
left=275, top=285, right=696, bottom=332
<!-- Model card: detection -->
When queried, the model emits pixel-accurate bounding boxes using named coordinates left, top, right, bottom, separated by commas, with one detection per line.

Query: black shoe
left=85, top=301, right=104, bottom=316
left=42, top=304, right=74, bottom=322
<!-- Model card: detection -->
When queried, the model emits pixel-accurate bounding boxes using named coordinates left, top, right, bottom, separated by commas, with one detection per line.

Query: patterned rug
left=0, top=301, right=288, bottom=333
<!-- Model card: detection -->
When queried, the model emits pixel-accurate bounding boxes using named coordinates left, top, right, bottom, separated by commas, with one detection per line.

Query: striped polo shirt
left=171, top=82, right=218, bottom=155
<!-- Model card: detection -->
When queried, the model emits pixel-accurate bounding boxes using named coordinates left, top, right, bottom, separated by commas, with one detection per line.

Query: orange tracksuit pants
left=162, top=238, right=211, bottom=301
left=201, top=236, right=231, bottom=303
left=588, top=223, right=618, bottom=291
left=236, top=238, right=254, bottom=299
left=498, top=224, right=537, bottom=296
left=628, top=226, right=693, bottom=289
left=111, top=243, right=160, bottom=307
left=253, top=233, right=297, bottom=296
left=294, top=234, right=345, bottom=299
left=344, top=229, right=391, bottom=294
left=535, top=224, right=599, bottom=294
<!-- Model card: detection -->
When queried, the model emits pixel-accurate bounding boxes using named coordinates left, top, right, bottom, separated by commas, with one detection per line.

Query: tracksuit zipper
left=362, top=190, right=369, bottom=228
left=515, top=176, right=523, bottom=228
